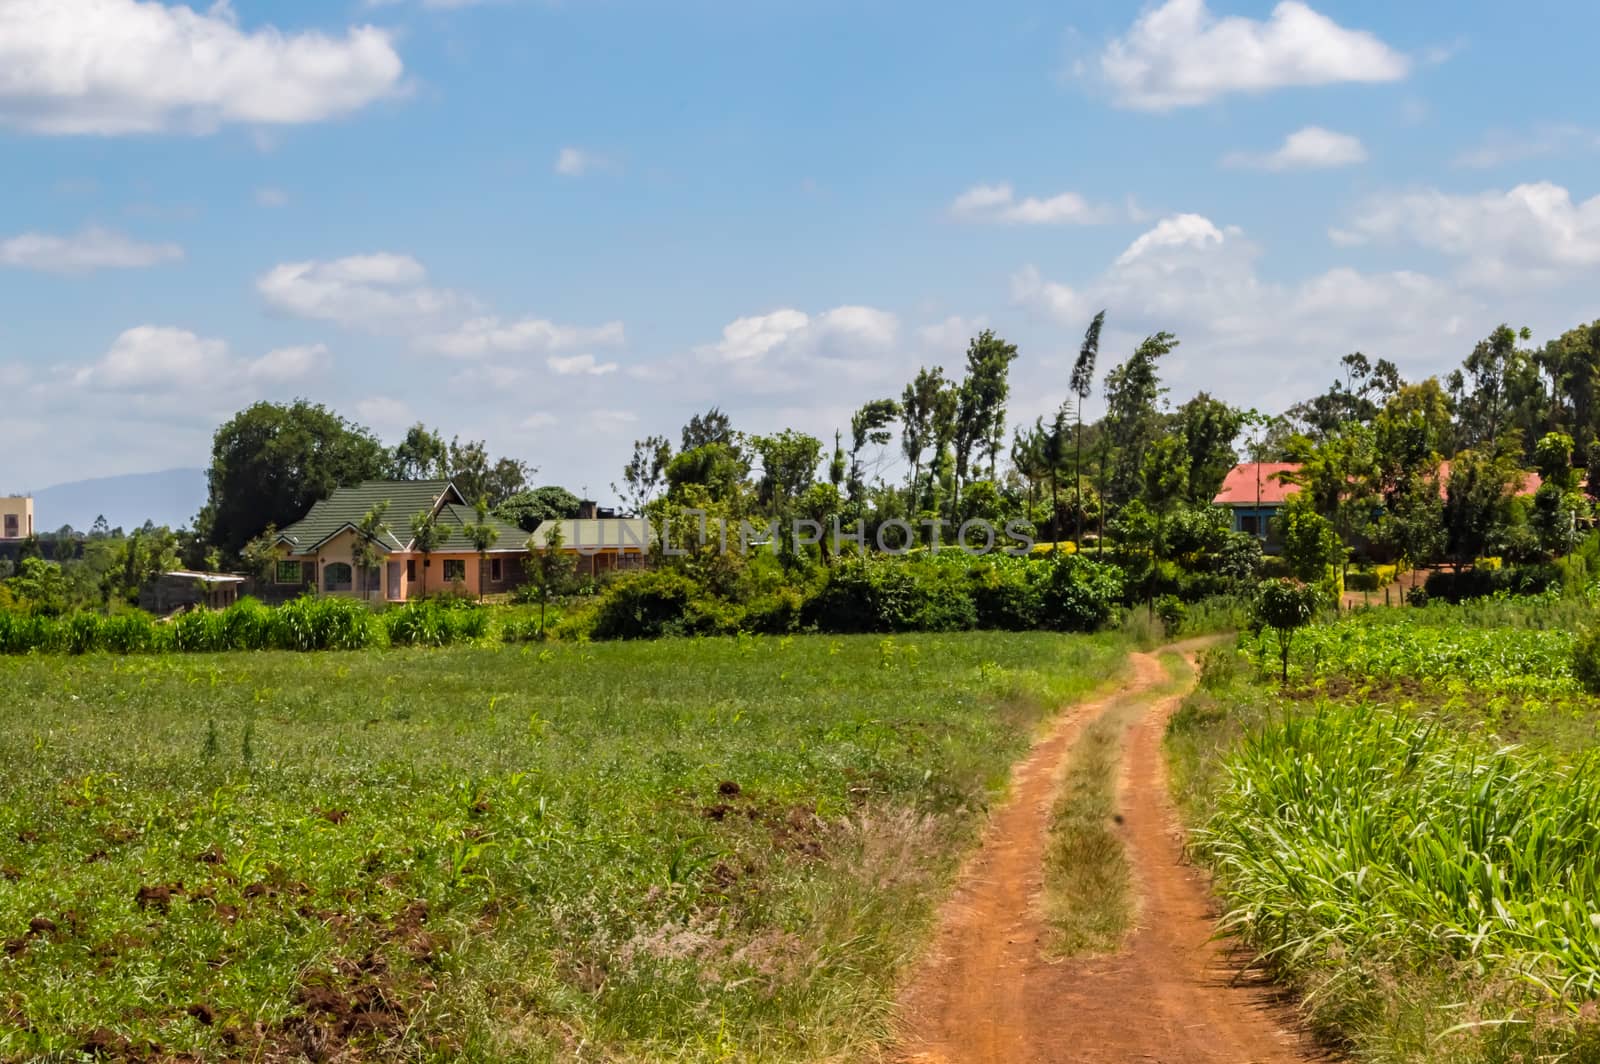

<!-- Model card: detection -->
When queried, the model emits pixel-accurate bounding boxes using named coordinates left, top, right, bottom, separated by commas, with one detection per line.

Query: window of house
left=303, top=561, right=317, bottom=585
left=443, top=559, right=466, bottom=583
left=406, top=559, right=416, bottom=581
left=275, top=560, right=302, bottom=584
left=490, top=558, right=503, bottom=582
left=324, top=562, right=353, bottom=591
left=2, top=514, right=16, bottom=538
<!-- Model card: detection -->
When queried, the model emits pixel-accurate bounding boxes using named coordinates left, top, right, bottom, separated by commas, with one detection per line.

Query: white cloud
left=72, top=325, right=324, bottom=392
left=1452, top=124, right=1600, bottom=169
left=1011, top=212, right=1478, bottom=411
left=1222, top=126, right=1368, bottom=171
left=949, top=183, right=1113, bottom=224
left=917, top=314, right=989, bottom=352
left=1337, top=181, right=1600, bottom=284
left=554, top=147, right=617, bottom=177
left=246, top=343, right=329, bottom=383
left=421, top=315, right=626, bottom=358
left=0, top=0, right=404, bottom=135
left=258, top=253, right=467, bottom=330
left=0, top=227, right=183, bottom=273
left=547, top=353, right=619, bottom=376
left=255, top=186, right=290, bottom=208
left=1115, top=213, right=1230, bottom=265
left=354, top=396, right=413, bottom=433
left=1100, top=0, right=1409, bottom=110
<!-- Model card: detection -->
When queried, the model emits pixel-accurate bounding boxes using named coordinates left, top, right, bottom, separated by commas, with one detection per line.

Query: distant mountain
left=31, top=469, right=207, bottom=534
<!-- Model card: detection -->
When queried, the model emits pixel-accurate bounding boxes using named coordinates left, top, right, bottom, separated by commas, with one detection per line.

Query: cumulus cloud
left=1011, top=212, right=1478, bottom=411
left=949, top=183, right=1114, bottom=224
left=258, top=253, right=468, bottom=330
left=0, top=227, right=183, bottom=273
left=0, top=0, right=405, bottom=135
left=1452, top=124, right=1600, bottom=169
left=421, top=316, right=626, bottom=358
left=72, top=326, right=325, bottom=392
left=547, top=353, right=620, bottom=376
left=1335, top=181, right=1600, bottom=284
left=1100, top=0, right=1409, bottom=110
left=554, top=147, right=617, bottom=177
left=1222, top=126, right=1368, bottom=171
left=700, top=306, right=899, bottom=366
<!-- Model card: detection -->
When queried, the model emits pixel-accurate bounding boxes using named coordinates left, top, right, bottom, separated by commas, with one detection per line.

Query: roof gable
left=276, top=480, right=456, bottom=554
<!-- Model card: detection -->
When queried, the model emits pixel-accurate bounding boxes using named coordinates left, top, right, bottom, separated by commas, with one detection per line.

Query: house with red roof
left=1213, top=463, right=1301, bottom=540
left=1213, top=461, right=1546, bottom=542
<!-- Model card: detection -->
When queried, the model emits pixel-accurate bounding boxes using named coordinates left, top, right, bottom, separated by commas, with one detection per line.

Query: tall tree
left=389, top=423, right=449, bottom=480
left=615, top=435, right=672, bottom=515
left=1448, top=325, right=1534, bottom=455
left=199, top=400, right=388, bottom=556
left=847, top=398, right=901, bottom=501
left=493, top=486, right=583, bottom=533
left=1176, top=392, right=1245, bottom=505
left=1069, top=310, right=1106, bottom=544
left=900, top=367, right=948, bottom=512
left=953, top=331, right=1020, bottom=506
left=681, top=407, right=735, bottom=451
left=1103, top=332, right=1178, bottom=509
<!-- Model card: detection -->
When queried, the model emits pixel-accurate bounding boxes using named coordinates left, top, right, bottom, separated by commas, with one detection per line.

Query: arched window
left=324, top=562, right=353, bottom=591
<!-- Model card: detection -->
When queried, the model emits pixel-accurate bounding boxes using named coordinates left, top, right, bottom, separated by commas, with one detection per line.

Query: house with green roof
left=270, top=480, right=530, bottom=601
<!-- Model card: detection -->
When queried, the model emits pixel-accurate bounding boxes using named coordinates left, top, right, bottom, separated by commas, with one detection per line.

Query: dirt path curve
left=895, top=645, right=1324, bottom=1064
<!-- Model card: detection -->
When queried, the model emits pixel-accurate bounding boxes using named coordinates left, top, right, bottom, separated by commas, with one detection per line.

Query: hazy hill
left=29, top=469, right=207, bottom=534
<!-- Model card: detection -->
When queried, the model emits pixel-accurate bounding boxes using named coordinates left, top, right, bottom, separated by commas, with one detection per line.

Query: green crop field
left=0, top=632, right=1121, bottom=1062
left=1172, top=604, right=1600, bottom=1063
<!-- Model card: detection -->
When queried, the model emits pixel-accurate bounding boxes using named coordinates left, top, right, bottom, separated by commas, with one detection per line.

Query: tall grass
left=1198, top=701, right=1600, bottom=1060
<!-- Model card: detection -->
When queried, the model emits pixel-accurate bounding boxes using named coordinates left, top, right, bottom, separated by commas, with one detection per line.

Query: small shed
left=140, top=571, right=246, bottom=615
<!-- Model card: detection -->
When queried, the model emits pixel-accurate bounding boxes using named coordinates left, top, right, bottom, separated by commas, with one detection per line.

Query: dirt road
left=895, top=648, right=1324, bottom=1064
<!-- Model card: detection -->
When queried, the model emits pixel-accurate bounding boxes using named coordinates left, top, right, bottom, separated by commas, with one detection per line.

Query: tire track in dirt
left=895, top=647, right=1326, bottom=1064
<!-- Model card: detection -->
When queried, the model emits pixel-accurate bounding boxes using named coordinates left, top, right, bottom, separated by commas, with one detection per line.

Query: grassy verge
left=0, top=631, right=1123, bottom=1062
left=1167, top=622, right=1600, bottom=1064
left=1043, top=651, right=1188, bottom=957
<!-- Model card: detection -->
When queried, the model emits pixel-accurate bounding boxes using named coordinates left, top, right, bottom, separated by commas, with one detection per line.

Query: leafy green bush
left=803, top=558, right=976, bottom=633
left=1424, top=564, right=1562, bottom=603
left=1036, top=556, right=1124, bottom=632
left=591, top=570, right=702, bottom=639
left=1574, top=628, right=1600, bottom=695
left=970, top=560, right=1043, bottom=630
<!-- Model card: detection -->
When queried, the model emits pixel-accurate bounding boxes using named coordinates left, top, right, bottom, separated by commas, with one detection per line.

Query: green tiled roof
left=432, top=503, right=528, bottom=553
left=275, top=480, right=525, bottom=555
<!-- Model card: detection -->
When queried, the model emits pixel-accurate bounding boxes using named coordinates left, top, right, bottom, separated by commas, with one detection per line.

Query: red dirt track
left=895, top=648, right=1327, bottom=1064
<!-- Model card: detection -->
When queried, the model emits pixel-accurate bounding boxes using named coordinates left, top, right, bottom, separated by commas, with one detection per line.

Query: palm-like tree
left=462, top=496, right=500, bottom=602
left=409, top=509, right=446, bottom=600
left=1070, top=310, right=1106, bottom=546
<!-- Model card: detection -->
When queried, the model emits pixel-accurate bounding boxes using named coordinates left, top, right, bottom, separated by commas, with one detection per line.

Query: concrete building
left=0, top=496, right=33, bottom=541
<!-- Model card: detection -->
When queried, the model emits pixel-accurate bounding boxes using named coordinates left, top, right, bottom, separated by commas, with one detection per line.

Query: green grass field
left=0, top=632, right=1122, bottom=1062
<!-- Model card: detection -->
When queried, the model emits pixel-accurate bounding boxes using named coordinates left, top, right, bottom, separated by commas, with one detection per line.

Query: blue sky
left=2, top=0, right=1598, bottom=514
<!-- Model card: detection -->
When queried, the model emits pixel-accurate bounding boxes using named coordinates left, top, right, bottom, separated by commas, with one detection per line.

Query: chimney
left=577, top=499, right=598, bottom=519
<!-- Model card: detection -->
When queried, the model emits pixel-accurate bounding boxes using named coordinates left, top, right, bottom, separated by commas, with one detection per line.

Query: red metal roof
left=1213, top=463, right=1302, bottom=507
left=1213, top=460, right=1545, bottom=508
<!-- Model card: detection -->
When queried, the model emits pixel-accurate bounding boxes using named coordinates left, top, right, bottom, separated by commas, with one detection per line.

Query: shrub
left=1036, top=556, right=1123, bottom=633
left=1574, top=628, right=1600, bottom=695
left=1424, top=565, right=1563, bottom=603
left=803, top=558, right=976, bottom=633
left=173, top=608, right=227, bottom=653
left=966, top=559, right=1042, bottom=630
left=591, top=570, right=701, bottom=640
left=1155, top=595, right=1187, bottom=637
